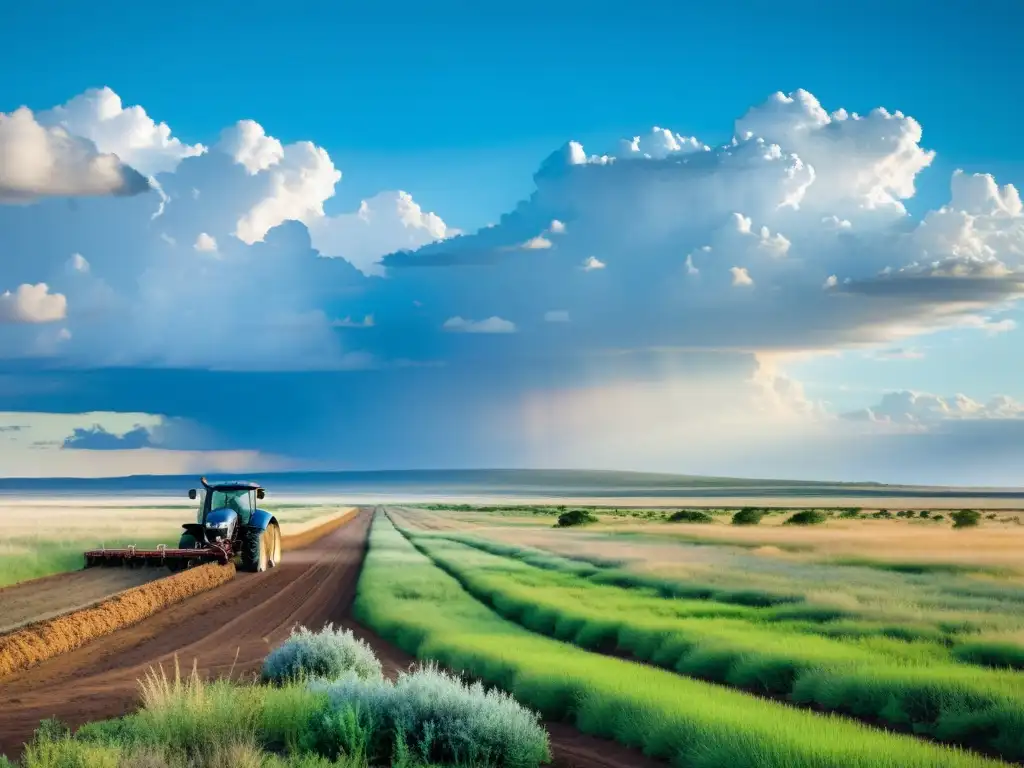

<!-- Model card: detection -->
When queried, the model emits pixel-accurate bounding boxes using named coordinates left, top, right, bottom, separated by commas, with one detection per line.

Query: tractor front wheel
left=241, top=523, right=280, bottom=573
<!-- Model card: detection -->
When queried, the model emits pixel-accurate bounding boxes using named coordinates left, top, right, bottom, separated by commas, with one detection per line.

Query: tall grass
left=402, top=528, right=1024, bottom=761
left=354, top=511, right=1005, bottom=768
left=8, top=632, right=548, bottom=768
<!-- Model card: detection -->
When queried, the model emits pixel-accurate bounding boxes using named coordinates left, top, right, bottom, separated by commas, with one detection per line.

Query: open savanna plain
left=3, top=493, right=1024, bottom=768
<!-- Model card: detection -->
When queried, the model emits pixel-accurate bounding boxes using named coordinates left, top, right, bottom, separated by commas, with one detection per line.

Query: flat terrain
left=0, top=510, right=385, bottom=758
left=0, top=507, right=646, bottom=768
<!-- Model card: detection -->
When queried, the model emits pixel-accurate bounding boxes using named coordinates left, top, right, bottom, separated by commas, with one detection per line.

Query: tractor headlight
left=205, top=522, right=231, bottom=540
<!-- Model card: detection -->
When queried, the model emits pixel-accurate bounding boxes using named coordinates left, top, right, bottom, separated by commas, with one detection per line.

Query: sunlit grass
left=354, top=511, right=1006, bottom=768
left=401, top=530, right=1024, bottom=760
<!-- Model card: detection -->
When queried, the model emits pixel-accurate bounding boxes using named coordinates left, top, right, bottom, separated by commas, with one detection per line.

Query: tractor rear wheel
left=268, top=522, right=281, bottom=568
left=241, top=526, right=270, bottom=572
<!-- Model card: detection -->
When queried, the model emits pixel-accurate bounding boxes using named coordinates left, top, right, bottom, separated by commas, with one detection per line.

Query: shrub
left=555, top=509, right=598, bottom=528
left=933, top=514, right=945, bottom=522
left=784, top=510, right=827, bottom=526
left=838, top=508, right=861, bottom=519
left=952, top=509, right=982, bottom=529
left=731, top=507, right=764, bottom=526
left=919, top=510, right=931, bottom=518
left=310, top=665, right=550, bottom=768
left=263, top=624, right=383, bottom=684
left=986, top=513, right=998, bottom=520
left=873, top=510, right=892, bottom=519
left=668, top=510, right=715, bottom=524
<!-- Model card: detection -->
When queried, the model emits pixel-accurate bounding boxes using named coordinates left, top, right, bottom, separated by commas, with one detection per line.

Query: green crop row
left=354, top=510, right=1006, bottom=768
left=403, top=528, right=1024, bottom=762
left=423, top=528, right=1024, bottom=659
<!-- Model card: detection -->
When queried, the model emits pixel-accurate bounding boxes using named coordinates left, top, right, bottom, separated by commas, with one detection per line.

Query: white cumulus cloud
left=0, top=283, right=67, bottom=323
left=521, top=235, right=553, bottom=250
left=307, top=190, right=452, bottom=276
left=731, top=266, right=754, bottom=286
left=443, top=316, right=517, bottom=333
left=218, top=120, right=284, bottom=175
left=0, top=106, right=151, bottom=202
left=38, top=87, right=206, bottom=177
left=193, top=232, right=217, bottom=252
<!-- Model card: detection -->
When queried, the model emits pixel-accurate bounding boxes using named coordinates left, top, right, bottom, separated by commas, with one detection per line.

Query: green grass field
left=353, top=510, right=1009, bottom=768
left=397, top=528, right=1024, bottom=760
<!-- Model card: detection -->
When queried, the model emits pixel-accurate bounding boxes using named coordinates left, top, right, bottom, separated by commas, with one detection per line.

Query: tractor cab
left=187, top=478, right=269, bottom=548
left=189, top=479, right=265, bottom=525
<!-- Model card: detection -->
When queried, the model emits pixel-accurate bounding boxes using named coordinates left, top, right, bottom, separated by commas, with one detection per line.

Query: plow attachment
left=84, top=542, right=233, bottom=569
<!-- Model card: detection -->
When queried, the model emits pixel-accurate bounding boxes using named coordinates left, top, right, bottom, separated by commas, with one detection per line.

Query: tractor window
left=209, top=490, right=253, bottom=525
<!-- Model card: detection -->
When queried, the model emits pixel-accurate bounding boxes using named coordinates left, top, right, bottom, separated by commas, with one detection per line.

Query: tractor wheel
left=240, top=526, right=270, bottom=573
left=167, top=532, right=199, bottom=573
left=267, top=522, right=281, bottom=568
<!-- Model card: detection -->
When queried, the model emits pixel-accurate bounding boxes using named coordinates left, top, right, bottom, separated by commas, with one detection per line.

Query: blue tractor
left=84, top=477, right=282, bottom=573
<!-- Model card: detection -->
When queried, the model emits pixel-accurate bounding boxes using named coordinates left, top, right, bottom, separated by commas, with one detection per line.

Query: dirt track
left=0, top=507, right=655, bottom=768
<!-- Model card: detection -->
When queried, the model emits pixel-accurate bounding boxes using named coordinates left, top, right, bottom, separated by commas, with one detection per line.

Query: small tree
left=669, top=510, right=715, bottom=524
left=732, top=507, right=764, bottom=526
left=952, top=509, right=981, bottom=529
left=556, top=509, right=598, bottom=527
left=784, top=510, right=827, bottom=526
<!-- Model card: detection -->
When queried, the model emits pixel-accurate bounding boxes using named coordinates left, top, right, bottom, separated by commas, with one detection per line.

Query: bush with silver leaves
left=262, top=624, right=382, bottom=684
left=309, top=663, right=549, bottom=768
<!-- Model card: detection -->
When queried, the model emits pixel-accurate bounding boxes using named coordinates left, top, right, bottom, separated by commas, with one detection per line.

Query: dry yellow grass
left=401, top=505, right=1024, bottom=574
left=0, top=562, right=235, bottom=679
left=280, top=506, right=358, bottom=549
left=629, top=518, right=1024, bottom=572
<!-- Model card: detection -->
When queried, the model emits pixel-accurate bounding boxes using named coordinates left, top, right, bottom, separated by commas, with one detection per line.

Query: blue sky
left=1, top=1, right=1023, bottom=482
left=6, top=0, right=1023, bottom=228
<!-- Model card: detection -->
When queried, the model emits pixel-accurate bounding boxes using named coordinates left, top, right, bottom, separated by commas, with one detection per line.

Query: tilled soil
left=0, top=568, right=168, bottom=635
left=0, top=507, right=658, bottom=768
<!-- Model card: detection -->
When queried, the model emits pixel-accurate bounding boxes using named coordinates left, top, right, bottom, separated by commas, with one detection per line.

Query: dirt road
left=0, top=507, right=655, bottom=768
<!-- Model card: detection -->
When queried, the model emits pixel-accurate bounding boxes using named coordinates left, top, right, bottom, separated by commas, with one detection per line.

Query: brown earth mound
left=0, top=568, right=169, bottom=635
left=0, top=562, right=234, bottom=680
